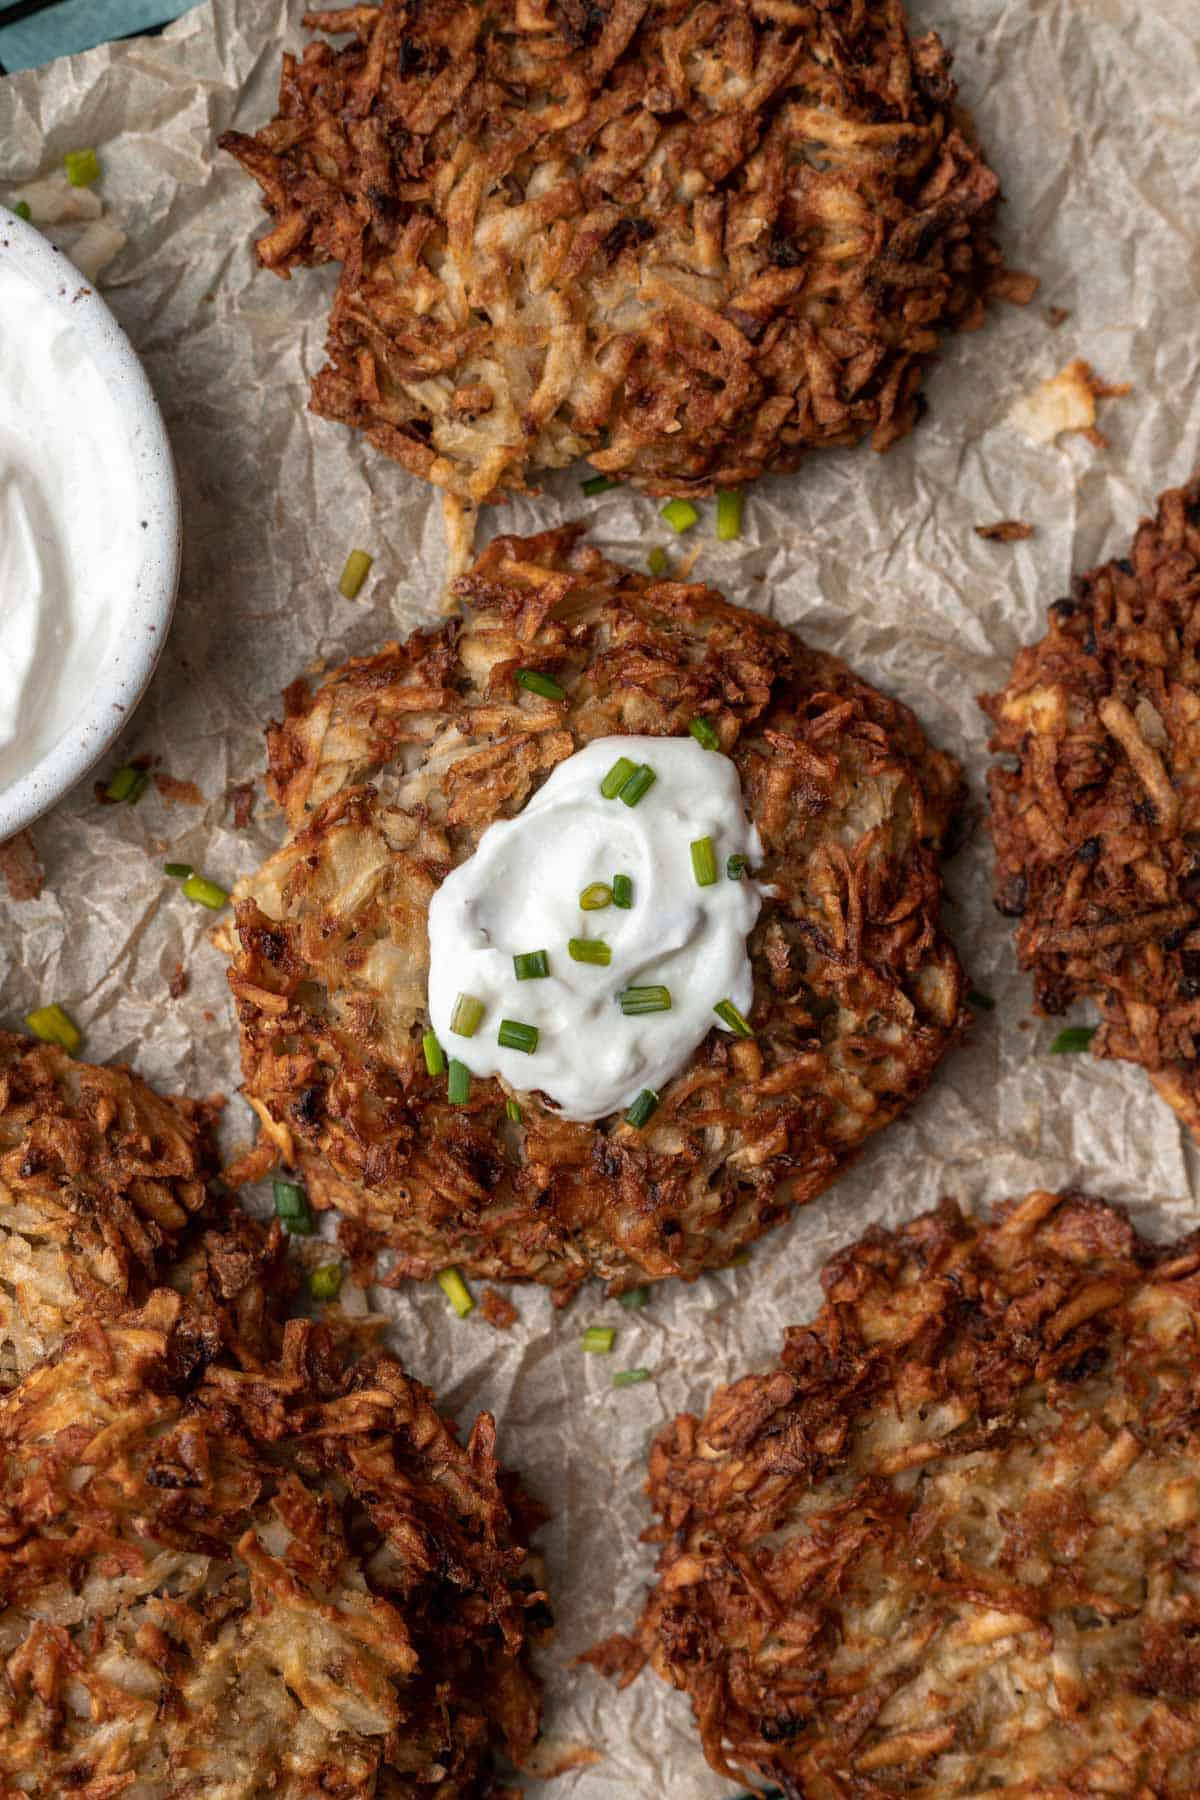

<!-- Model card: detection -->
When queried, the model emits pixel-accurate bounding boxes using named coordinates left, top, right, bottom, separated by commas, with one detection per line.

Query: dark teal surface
left=0, top=0, right=197, bottom=73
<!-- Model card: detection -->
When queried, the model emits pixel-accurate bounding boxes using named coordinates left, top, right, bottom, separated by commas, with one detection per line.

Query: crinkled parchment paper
left=2, top=1, right=1200, bottom=1790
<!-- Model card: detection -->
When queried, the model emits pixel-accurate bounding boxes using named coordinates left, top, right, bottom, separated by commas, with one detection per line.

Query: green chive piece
left=12, top=201, right=32, bottom=221
left=309, top=1262, right=344, bottom=1301
left=273, top=1179, right=314, bottom=1235
left=505, top=1097, right=523, bottom=1123
left=727, top=854, right=749, bottom=881
left=716, top=489, right=743, bottom=541
left=104, top=764, right=148, bottom=803
left=579, top=881, right=612, bottom=911
left=691, top=836, right=718, bottom=887
left=498, top=1019, right=539, bottom=1054
left=568, top=937, right=612, bottom=966
left=619, top=986, right=672, bottom=1016
left=625, top=1088, right=660, bottom=1129
left=447, top=1059, right=472, bottom=1104
left=451, top=993, right=485, bottom=1037
left=688, top=716, right=720, bottom=751
left=515, top=668, right=565, bottom=701
left=724, top=1248, right=751, bottom=1268
left=618, top=1286, right=649, bottom=1309
left=1049, top=1025, right=1097, bottom=1054
left=661, top=498, right=699, bottom=535
left=647, top=546, right=669, bottom=577
left=513, top=950, right=550, bottom=981
left=601, top=756, right=637, bottom=799
left=64, top=148, right=100, bottom=188
left=619, top=764, right=656, bottom=807
left=24, top=1003, right=81, bottom=1055
left=163, top=861, right=193, bottom=880
left=967, top=989, right=996, bottom=1011
left=422, top=1030, right=446, bottom=1076
left=614, top=1367, right=652, bottom=1388
left=438, top=1266, right=475, bottom=1317
left=181, top=874, right=229, bottom=911
left=582, top=1326, right=615, bottom=1355
left=581, top=474, right=617, bottom=496
left=338, top=548, right=373, bottom=599
left=714, top=998, right=753, bottom=1038
left=611, top=873, right=634, bottom=908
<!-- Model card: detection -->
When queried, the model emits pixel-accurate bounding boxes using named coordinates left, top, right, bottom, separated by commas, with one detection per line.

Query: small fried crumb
left=481, top=1287, right=519, bottom=1331
left=975, top=520, right=1035, bottom=542
left=153, top=772, right=204, bottom=806
left=0, top=829, right=44, bottom=902
left=1046, top=306, right=1071, bottom=328
left=168, top=963, right=190, bottom=1000
left=230, top=782, right=256, bottom=829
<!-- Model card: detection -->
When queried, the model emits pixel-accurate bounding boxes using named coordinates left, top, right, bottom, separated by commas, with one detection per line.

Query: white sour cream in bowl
left=427, top=735, right=764, bottom=1122
left=0, top=207, right=179, bottom=839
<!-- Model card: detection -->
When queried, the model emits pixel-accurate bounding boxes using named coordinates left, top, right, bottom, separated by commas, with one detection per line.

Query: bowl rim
left=0, top=203, right=181, bottom=844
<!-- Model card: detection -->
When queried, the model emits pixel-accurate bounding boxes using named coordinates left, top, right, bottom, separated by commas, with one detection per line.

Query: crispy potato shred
left=983, top=476, right=1200, bottom=1135
left=592, top=1189, right=1200, bottom=1793
left=224, top=526, right=965, bottom=1300
left=0, top=1034, right=544, bottom=1797
left=218, top=0, right=1017, bottom=506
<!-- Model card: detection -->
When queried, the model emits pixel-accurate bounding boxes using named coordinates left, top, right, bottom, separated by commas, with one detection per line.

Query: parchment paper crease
left=2, top=1, right=1200, bottom=1790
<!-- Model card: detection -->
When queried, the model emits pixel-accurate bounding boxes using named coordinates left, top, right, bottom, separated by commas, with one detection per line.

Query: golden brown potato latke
left=225, top=526, right=965, bottom=1299
left=983, top=475, right=1200, bottom=1136
left=219, top=0, right=1019, bottom=507
left=591, top=1189, right=1200, bottom=1795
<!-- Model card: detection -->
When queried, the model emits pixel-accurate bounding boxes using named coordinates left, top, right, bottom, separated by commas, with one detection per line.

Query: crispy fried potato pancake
left=219, top=0, right=1019, bottom=508
left=224, top=526, right=965, bottom=1299
left=983, top=476, right=1200, bottom=1135
left=0, top=1032, right=220, bottom=1387
left=0, top=1286, right=543, bottom=1796
left=592, top=1189, right=1200, bottom=1795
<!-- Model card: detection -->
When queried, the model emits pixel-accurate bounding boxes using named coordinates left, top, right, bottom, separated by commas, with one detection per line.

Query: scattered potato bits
left=223, top=525, right=965, bottom=1299
left=592, top=1190, right=1200, bottom=1793
left=220, top=0, right=1015, bottom=507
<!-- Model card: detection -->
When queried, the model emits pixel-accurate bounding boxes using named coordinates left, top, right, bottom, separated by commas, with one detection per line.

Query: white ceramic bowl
left=0, top=204, right=180, bottom=842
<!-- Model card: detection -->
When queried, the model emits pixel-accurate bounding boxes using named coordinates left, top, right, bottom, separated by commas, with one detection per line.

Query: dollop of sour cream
left=426, top=735, right=764, bottom=1121
left=0, top=262, right=140, bottom=790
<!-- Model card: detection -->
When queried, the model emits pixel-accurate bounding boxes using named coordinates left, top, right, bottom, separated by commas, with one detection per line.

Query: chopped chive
left=690, top=836, right=718, bottom=887
left=64, top=148, right=100, bottom=188
left=601, top=756, right=637, bottom=799
left=625, top=1088, right=660, bottom=1129
left=581, top=474, right=616, bottom=496
left=724, top=1248, right=751, bottom=1268
left=163, top=861, right=193, bottom=880
left=619, top=985, right=672, bottom=1016
left=24, top=1003, right=81, bottom=1055
left=568, top=937, right=612, bottom=966
left=515, top=667, right=565, bottom=701
left=273, top=1179, right=314, bottom=1235
left=716, top=489, right=743, bottom=541
left=309, top=1262, right=344, bottom=1301
left=714, top=998, right=753, bottom=1038
left=619, top=764, right=656, bottom=807
left=498, top=1019, right=539, bottom=1054
left=614, top=1367, right=651, bottom=1388
left=12, top=200, right=32, bottom=221
left=1049, top=1025, right=1097, bottom=1054
left=181, top=873, right=229, bottom=910
left=661, top=498, right=699, bottom=535
left=967, top=989, right=996, bottom=1011
left=647, top=546, right=669, bottom=577
left=582, top=1326, right=615, bottom=1355
left=338, top=548, right=373, bottom=599
left=688, top=716, right=720, bottom=751
left=579, top=881, right=612, bottom=911
left=447, top=1059, right=472, bottom=1103
left=437, top=1266, right=475, bottom=1317
left=505, top=1096, right=523, bottom=1123
left=618, top=1286, right=649, bottom=1309
left=422, top=1030, right=446, bottom=1076
left=450, top=993, right=485, bottom=1037
left=513, top=949, right=550, bottom=980
left=727, top=854, right=749, bottom=881
left=105, top=764, right=149, bottom=803
left=611, top=873, right=634, bottom=908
